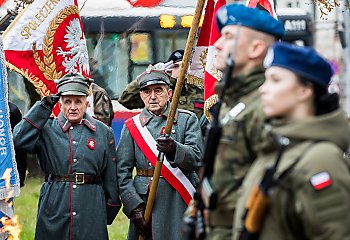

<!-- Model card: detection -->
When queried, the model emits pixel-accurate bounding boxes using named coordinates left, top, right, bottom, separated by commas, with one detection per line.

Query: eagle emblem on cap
left=263, top=47, right=274, bottom=68
left=217, top=7, right=228, bottom=25
left=87, top=139, right=96, bottom=150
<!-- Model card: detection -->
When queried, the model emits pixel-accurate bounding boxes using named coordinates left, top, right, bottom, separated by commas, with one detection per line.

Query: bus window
left=86, top=33, right=130, bottom=99
left=156, top=31, right=187, bottom=62
left=130, top=33, right=153, bottom=63
left=130, top=33, right=154, bottom=82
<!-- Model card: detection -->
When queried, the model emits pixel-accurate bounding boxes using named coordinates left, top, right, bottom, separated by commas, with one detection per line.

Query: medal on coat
left=87, top=139, right=96, bottom=150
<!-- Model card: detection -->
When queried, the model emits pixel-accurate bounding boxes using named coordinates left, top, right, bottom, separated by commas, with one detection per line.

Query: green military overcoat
left=13, top=101, right=121, bottom=240
left=207, top=66, right=266, bottom=239
left=116, top=103, right=203, bottom=240
left=233, top=108, right=350, bottom=240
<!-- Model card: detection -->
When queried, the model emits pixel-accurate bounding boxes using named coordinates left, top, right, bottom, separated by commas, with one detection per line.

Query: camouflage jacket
left=234, top=108, right=350, bottom=240
left=92, top=83, right=114, bottom=126
left=209, top=66, right=266, bottom=227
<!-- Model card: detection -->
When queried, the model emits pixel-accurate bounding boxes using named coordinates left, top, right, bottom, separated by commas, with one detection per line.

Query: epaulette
left=178, top=109, right=194, bottom=116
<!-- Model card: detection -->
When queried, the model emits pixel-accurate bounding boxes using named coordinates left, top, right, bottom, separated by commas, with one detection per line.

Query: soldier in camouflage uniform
left=118, top=50, right=204, bottom=119
left=234, top=42, right=350, bottom=240
left=91, top=83, right=114, bottom=126
left=206, top=4, right=284, bottom=239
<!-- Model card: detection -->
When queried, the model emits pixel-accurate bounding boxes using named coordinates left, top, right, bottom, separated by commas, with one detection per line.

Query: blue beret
left=216, top=3, right=285, bottom=39
left=264, top=42, right=333, bottom=86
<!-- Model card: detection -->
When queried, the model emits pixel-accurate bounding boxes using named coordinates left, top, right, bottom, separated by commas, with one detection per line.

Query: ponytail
left=299, top=77, right=339, bottom=115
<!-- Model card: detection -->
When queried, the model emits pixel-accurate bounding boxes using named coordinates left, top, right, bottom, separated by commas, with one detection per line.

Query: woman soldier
left=233, top=42, right=350, bottom=240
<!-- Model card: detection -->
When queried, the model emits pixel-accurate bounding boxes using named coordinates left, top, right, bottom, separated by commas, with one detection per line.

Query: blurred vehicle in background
left=0, top=0, right=314, bottom=144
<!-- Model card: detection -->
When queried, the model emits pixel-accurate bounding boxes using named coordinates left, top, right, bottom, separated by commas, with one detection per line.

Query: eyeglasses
left=141, top=88, right=165, bottom=97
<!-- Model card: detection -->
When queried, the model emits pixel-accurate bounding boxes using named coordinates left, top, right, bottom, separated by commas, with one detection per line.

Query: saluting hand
left=41, top=93, right=61, bottom=108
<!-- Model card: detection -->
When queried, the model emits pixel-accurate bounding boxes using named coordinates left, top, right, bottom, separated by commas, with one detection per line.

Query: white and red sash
left=125, top=114, right=195, bottom=205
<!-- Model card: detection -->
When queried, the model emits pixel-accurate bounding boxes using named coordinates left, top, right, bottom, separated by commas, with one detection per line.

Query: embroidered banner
left=187, top=0, right=214, bottom=89
left=0, top=37, right=20, bottom=201
left=203, top=0, right=225, bottom=118
left=3, top=0, right=90, bottom=115
left=125, top=115, right=195, bottom=205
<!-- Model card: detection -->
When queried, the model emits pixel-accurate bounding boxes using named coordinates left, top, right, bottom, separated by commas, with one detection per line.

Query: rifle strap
left=242, top=121, right=257, bottom=163
left=277, top=140, right=321, bottom=181
left=277, top=140, right=322, bottom=240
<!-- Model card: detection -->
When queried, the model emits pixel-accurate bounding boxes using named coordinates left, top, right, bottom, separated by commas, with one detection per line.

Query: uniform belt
left=45, top=173, right=102, bottom=184
left=136, top=168, right=191, bottom=177
left=136, top=169, right=156, bottom=177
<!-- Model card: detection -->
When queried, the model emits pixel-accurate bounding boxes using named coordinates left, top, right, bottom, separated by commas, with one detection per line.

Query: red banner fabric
left=3, top=0, right=90, bottom=116
left=127, top=0, right=163, bottom=7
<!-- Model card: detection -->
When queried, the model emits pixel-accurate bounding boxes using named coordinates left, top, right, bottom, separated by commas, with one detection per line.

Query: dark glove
left=156, top=135, right=176, bottom=155
left=41, top=93, right=60, bottom=108
left=130, top=206, right=150, bottom=236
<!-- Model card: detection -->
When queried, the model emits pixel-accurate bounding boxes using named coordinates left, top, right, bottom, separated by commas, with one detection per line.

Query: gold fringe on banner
left=6, top=62, right=51, bottom=97
left=204, top=94, right=218, bottom=120
left=186, top=74, right=204, bottom=89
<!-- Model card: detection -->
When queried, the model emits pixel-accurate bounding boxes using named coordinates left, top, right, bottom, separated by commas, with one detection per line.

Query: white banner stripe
left=132, top=115, right=195, bottom=196
left=3, top=0, right=75, bottom=51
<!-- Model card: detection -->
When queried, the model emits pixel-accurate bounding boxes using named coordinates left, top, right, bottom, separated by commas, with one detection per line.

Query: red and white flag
left=3, top=0, right=89, bottom=115
left=310, top=171, right=332, bottom=191
left=246, top=0, right=277, bottom=19
left=187, top=0, right=214, bottom=92
left=127, top=0, right=163, bottom=7
left=203, top=0, right=225, bottom=118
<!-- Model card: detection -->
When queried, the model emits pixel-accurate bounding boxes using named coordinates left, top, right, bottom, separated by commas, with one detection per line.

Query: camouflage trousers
left=206, top=226, right=232, bottom=240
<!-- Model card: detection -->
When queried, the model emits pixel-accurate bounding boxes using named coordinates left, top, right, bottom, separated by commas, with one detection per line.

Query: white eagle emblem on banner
left=57, top=18, right=89, bottom=74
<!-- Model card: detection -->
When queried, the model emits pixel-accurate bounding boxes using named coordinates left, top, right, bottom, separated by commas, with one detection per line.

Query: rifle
left=238, top=134, right=289, bottom=240
left=181, top=52, right=246, bottom=240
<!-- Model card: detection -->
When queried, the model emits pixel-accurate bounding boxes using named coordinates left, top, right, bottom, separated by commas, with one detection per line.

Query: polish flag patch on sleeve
left=310, top=171, right=332, bottom=191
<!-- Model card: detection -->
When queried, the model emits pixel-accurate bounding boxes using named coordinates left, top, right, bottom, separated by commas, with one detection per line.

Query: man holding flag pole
left=204, top=2, right=284, bottom=240
left=116, top=0, right=206, bottom=239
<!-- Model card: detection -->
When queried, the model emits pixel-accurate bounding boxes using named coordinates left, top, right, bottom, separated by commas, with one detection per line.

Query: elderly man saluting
left=116, top=65, right=203, bottom=240
left=13, top=72, right=121, bottom=240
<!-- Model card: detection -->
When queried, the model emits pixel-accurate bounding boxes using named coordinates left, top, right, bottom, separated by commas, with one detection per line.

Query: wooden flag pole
left=138, top=0, right=205, bottom=239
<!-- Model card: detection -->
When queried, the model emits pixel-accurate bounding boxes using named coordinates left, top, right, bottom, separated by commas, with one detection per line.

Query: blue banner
left=0, top=37, right=20, bottom=200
